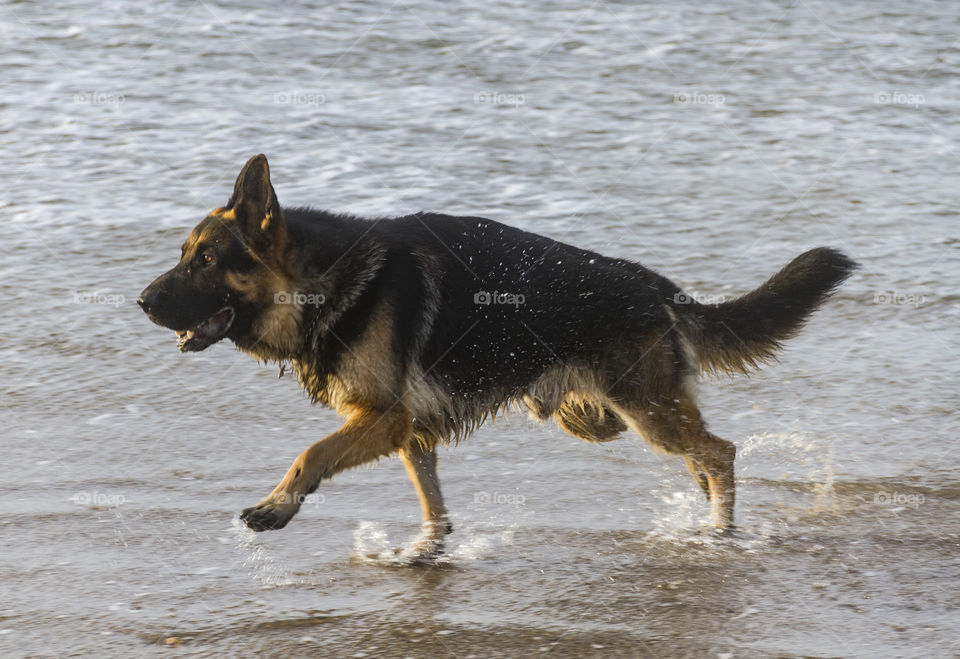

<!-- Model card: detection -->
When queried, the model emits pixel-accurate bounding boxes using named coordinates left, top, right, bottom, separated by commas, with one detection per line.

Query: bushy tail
left=673, top=247, right=858, bottom=374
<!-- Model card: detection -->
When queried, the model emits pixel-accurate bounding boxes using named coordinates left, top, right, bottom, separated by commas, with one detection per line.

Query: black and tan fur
left=139, top=155, right=857, bottom=557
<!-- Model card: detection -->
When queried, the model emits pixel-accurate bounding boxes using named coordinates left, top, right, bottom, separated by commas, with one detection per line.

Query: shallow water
left=2, top=0, right=959, bottom=657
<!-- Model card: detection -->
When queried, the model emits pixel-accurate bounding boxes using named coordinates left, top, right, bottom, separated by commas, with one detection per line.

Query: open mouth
left=175, top=307, right=234, bottom=352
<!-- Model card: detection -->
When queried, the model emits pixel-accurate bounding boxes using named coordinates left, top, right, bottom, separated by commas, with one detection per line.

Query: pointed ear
left=226, top=154, right=284, bottom=239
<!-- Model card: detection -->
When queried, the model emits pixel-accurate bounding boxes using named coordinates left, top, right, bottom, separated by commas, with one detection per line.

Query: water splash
left=232, top=517, right=299, bottom=587
left=350, top=520, right=518, bottom=566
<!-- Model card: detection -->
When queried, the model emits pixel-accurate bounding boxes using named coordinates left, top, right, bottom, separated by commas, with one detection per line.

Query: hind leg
left=612, top=394, right=736, bottom=530
left=687, top=432, right=736, bottom=530
left=399, top=440, right=452, bottom=559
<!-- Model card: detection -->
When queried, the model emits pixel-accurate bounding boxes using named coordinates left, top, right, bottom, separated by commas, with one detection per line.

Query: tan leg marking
left=241, top=407, right=410, bottom=531
left=684, top=456, right=711, bottom=501
left=688, top=433, right=736, bottom=530
left=400, top=441, right=452, bottom=557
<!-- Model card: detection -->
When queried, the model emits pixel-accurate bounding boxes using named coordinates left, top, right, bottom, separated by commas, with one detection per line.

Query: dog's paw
left=393, top=539, right=445, bottom=565
left=240, top=501, right=298, bottom=532
left=399, top=519, right=452, bottom=562
left=700, top=524, right=738, bottom=539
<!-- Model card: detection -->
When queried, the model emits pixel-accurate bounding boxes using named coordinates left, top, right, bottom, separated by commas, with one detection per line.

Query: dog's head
left=138, top=154, right=297, bottom=354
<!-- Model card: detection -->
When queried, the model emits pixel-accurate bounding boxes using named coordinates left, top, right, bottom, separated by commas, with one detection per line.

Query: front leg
left=400, top=440, right=452, bottom=558
left=241, top=407, right=410, bottom=531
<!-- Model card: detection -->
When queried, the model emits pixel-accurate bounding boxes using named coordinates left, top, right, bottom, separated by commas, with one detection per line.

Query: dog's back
left=284, top=211, right=855, bottom=451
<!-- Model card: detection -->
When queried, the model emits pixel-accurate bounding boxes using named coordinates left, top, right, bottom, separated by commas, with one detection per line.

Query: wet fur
left=139, top=155, right=857, bottom=548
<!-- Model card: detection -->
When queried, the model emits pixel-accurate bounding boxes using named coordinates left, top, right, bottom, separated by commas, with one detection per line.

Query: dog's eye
left=201, top=253, right=214, bottom=266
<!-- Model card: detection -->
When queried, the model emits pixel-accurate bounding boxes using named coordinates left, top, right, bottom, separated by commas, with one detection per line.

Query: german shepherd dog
left=139, top=155, right=856, bottom=557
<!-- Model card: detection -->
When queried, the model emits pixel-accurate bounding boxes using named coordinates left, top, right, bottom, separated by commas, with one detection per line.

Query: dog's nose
left=137, top=290, right=155, bottom=313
